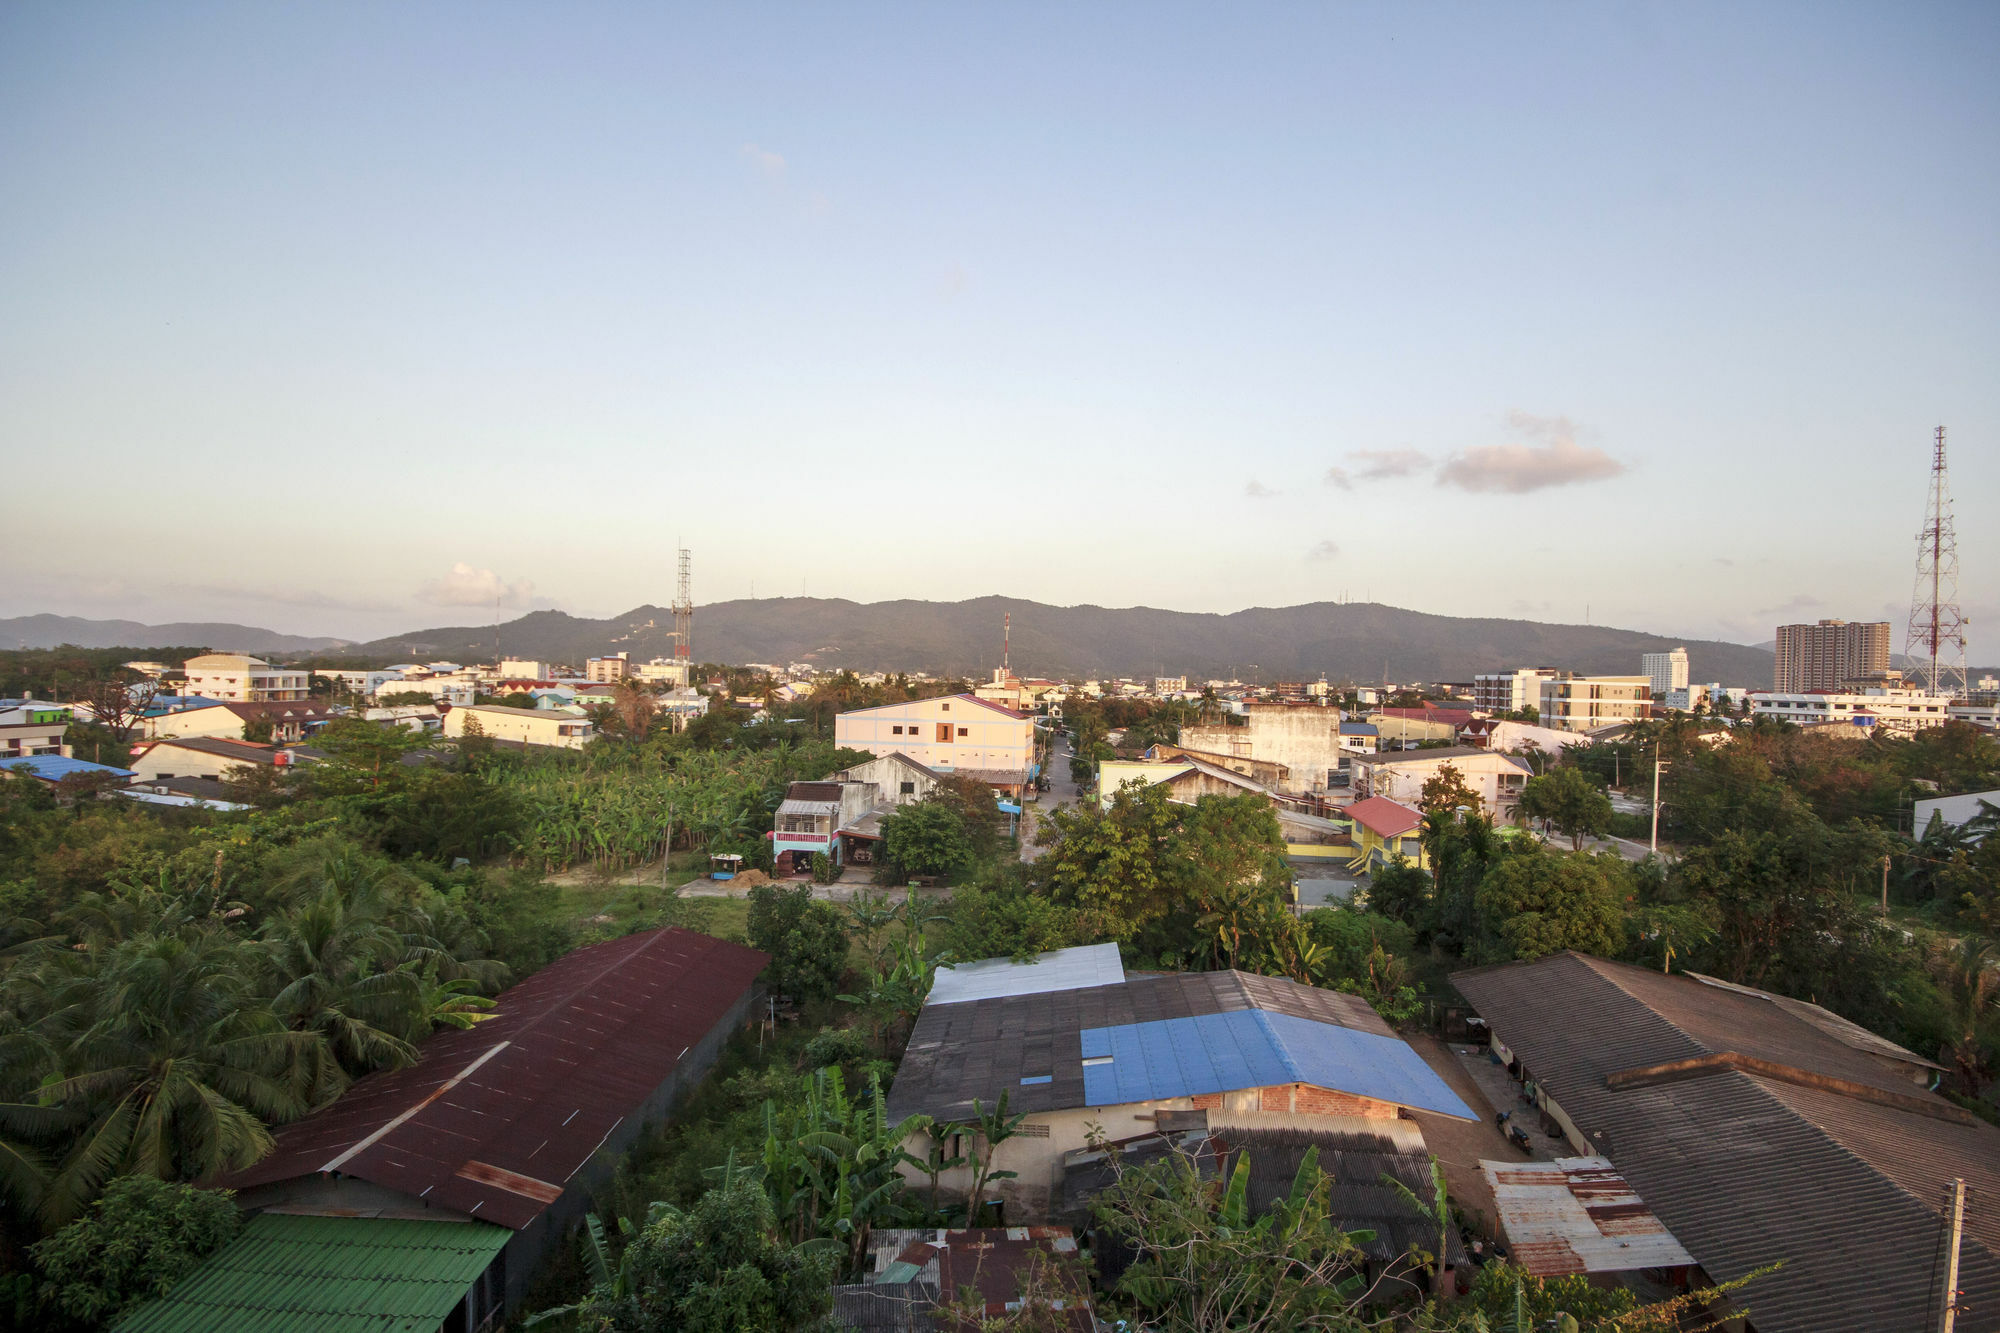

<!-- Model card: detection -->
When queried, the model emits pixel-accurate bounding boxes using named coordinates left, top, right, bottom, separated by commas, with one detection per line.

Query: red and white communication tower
left=1905, top=426, right=1968, bottom=699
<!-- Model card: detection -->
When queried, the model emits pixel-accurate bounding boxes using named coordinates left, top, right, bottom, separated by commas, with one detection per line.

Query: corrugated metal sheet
left=220, top=927, right=767, bottom=1230
left=1454, top=952, right=2000, bottom=1333
left=116, top=1213, right=509, bottom=1333
left=927, top=943, right=1126, bottom=1006
left=1481, top=1155, right=1694, bottom=1276
left=1078, top=1010, right=1475, bottom=1119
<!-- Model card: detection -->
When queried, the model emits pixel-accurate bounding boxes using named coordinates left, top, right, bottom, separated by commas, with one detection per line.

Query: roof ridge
left=1249, top=1007, right=1307, bottom=1084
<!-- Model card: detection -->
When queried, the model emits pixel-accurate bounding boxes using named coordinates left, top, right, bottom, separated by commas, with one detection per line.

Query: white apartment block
left=1539, top=674, right=1653, bottom=732
left=443, top=703, right=593, bottom=749
left=181, top=654, right=310, bottom=702
left=1748, top=688, right=1955, bottom=736
left=1473, top=668, right=1554, bottom=714
left=833, top=695, right=1039, bottom=794
left=1641, top=647, right=1690, bottom=696
left=633, top=659, right=691, bottom=688
left=586, top=653, right=630, bottom=684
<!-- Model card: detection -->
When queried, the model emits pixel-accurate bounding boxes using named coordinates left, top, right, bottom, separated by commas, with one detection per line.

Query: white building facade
left=1747, top=688, right=1956, bottom=736
left=833, top=695, right=1039, bottom=794
left=1641, top=648, right=1690, bottom=697
left=181, top=654, right=310, bottom=702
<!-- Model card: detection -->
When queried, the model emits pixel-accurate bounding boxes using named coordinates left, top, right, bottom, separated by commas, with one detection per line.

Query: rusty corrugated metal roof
left=1481, top=1155, right=1694, bottom=1276
left=221, top=928, right=766, bottom=1230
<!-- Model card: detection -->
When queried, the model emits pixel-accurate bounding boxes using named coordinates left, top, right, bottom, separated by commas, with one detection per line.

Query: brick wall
left=1188, top=1085, right=1398, bottom=1117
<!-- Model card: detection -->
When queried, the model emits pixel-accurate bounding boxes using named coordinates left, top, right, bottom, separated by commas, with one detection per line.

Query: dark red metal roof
left=221, top=928, right=767, bottom=1229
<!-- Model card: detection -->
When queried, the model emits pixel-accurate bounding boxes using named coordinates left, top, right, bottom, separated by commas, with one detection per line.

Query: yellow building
left=1341, top=796, right=1428, bottom=872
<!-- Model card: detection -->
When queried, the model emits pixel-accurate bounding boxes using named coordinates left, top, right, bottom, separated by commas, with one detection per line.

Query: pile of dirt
left=732, top=868, right=770, bottom=889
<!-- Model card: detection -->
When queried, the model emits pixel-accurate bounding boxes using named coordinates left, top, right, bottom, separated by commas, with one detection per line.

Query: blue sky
left=3, top=2, right=1995, bottom=653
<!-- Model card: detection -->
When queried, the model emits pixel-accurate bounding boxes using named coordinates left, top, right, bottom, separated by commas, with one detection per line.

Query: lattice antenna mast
left=1905, top=426, right=1967, bottom=699
left=672, top=546, right=694, bottom=666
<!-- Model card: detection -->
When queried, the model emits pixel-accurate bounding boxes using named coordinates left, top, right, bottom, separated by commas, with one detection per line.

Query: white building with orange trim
left=834, top=694, right=1039, bottom=795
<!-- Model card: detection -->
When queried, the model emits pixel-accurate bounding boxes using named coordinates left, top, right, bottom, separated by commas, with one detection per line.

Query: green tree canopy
left=881, top=800, right=974, bottom=881
left=31, top=1177, right=240, bottom=1329
left=1472, top=845, right=1627, bottom=964
left=1519, top=766, right=1615, bottom=851
left=746, top=884, right=849, bottom=1004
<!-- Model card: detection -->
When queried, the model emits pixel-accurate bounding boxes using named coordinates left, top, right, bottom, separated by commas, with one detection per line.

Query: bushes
left=746, top=884, right=849, bottom=1003
left=880, top=800, right=974, bottom=882
left=31, top=1178, right=240, bottom=1329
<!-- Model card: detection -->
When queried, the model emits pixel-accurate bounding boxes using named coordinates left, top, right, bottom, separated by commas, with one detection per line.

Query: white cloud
left=418, top=563, right=538, bottom=610
left=1436, top=412, right=1626, bottom=494
left=1307, top=540, right=1340, bottom=561
left=1324, top=448, right=1431, bottom=490
left=740, top=142, right=786, bottom=180
left=1245, top=479, right=1279, bottom=499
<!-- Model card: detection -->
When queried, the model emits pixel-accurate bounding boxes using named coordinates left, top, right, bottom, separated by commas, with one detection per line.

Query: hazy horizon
left=4, top=4, right=1994, bottom=657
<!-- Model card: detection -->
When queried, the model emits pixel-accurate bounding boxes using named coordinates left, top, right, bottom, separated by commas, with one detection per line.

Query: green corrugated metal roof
left=116, top=1213, right=511, bottom=1333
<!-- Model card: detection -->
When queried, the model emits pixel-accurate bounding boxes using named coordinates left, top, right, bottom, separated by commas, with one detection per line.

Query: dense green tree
left=567, top=1180, right=836, bottom=1332
left=746, top=884, right=849, bottom=1004
left=1364, top=859, right=1433, bottom=929
left=1472, top=846, right=1627, bottom=963
left=1519, top=766, right=1614, bottom=851
left=30, top=1177, right=240, bottom=1329
left=881, top=800, right=974, bottom=881
left=1416, top=762, right=1483, bottom=817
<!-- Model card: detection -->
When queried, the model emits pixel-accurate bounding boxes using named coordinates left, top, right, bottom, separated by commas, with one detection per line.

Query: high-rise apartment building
left=1773, top=620, right=1891, bottom=693
left=1641, top=647, right=1690, bottom=697
left=1473, top=668, right=1554, bottom=714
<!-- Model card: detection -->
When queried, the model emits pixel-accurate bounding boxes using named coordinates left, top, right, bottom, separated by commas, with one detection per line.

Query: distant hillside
left=0, top=614, right=349, bottom=655
left=353, top=598, right=1781, bottom=687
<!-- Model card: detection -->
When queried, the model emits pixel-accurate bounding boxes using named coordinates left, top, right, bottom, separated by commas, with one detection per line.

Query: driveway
left=1404, top=1034, right=1562, bottom=1241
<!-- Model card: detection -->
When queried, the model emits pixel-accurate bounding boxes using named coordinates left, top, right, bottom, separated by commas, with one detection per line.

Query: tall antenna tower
left=672, top=546, right=694, bottom=671
left=1905, top=426, right=1967, bottom=699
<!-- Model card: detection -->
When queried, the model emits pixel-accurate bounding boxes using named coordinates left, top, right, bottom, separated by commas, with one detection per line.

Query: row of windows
left=889, top=724, right=970, bottom=739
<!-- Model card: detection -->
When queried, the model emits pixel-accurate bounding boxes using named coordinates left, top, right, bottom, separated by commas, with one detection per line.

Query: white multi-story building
left=324, top=670, right=407, bottom=700
left=497, top=659, right=549, bottom=680
left=1538, top=674, right=1653, bottom=732
left=1641, top=647, right=1690, bottom=697
left=1473, top=668, right=1554, bottom=714
left=0, top=700, right=69, bottom=759
left=1748, top=688, right=1956, bottom=736
left=633, top=659, right=691, bottom=688
left=833, top=694, right=1039, bottom=796
left=586, top=653, right=630, bottom=684
left=181, top=654, right=310, bottom=702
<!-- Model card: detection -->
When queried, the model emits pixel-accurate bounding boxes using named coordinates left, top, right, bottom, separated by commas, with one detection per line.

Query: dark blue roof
left=0, top=756, right=136, bottom=782
left=1339, top=722, right=1379, bottom=735
left=1080, top=1010, right=1474, bottom=1119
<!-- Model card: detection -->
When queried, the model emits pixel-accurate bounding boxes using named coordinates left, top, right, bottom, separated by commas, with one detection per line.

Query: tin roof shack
left=211, top=928, right=767, bottom=1324
left=1454, top=951, right=2000, bottom=1333
left=887, top=948, right=1472, bottom=1222
left=1479, top=1156, right=1693, bottom=1280
left=833, top=1227, right=1092, bottom=1332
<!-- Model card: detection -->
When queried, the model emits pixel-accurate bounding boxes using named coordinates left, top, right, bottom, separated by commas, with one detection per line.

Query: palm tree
left=1939, top=938, right=1997, bottom=1098
left=0, top=931, right=328, bottom=1226
left=261, top=887, right=422, bottom=1085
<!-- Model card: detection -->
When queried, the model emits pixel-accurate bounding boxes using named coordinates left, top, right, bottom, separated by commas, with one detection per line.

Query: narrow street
left=1019, top=735, right=1082, bottom=861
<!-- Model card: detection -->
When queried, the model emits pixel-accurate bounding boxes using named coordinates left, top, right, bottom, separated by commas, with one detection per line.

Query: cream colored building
left=181, top=654, right=310, bottom=702
left=833, top=694, right=1038, bottom=794
left=1538, top=674, right=1652, bottom=732
left=1748, top=687, right=1955, bottom=737
left=1180, top=702, right=1347, bottom=796
left=129, top=736, right=303, bottom=782
left=586, top=653, right=630, bottom=684
left=1348, top=746, right=1534, bottom=815
left=444, top=704, right=593, bottom=749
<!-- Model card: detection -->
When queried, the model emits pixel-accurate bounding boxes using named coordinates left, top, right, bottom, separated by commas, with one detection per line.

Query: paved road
left=1528, top=828, right=1662, bottom=863
left=1019, top=738, right=1082, bottom=861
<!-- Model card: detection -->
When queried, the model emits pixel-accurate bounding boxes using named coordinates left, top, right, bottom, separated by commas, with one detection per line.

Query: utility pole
left=1649, top=752, right=1667, bottom=855
left=1941, top=1177, right=1967, bottom=1333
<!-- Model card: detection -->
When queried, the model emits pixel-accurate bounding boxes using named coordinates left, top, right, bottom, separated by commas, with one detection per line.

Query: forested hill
left=0, top=614, right=348, bottom=653
left=349, top=597, right=1779, bottom=686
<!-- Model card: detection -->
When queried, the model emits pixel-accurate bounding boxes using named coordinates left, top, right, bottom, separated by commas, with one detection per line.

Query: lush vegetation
left=3, top=653, right=1997, bottom=1330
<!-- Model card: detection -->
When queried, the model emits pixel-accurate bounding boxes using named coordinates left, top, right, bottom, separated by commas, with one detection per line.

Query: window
left=891, top=725, right=903, bottom=735
left=941, top=703, right=950, bottom=711
left=957, top=727, right=968, bottom=737
left=900, top=781, right=915, bottom=795
left=936, top=723, right=953, bottom=743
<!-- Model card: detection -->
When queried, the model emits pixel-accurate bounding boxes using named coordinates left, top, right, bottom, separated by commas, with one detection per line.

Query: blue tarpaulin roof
left=1080, top=1009, right=1475, bottom=1119
left=0, top=755, right=136, bottom=782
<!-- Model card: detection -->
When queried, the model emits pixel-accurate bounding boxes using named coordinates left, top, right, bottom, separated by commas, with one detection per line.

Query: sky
left=3, top=2, right=1996, bottom=655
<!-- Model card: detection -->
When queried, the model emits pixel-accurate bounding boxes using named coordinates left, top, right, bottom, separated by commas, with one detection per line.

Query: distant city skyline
left=2, top=3, right=1994, bottom=651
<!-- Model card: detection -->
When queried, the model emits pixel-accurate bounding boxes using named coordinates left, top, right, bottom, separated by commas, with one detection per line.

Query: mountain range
left=0, top=614, right=349, bottom=655
left=346, top=597, right=1783, bottom=686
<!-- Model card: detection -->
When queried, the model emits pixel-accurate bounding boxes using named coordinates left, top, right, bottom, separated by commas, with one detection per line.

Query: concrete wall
left=1181, top=704, right=1344, bottom=795
left=831, top=754, right=943, bottom=809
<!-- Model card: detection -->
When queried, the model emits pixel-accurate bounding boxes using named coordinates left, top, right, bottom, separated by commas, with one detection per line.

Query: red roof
left=1343, top=796, right=1426, bottom=839
left=219, top=928, right=767, bottom=1229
